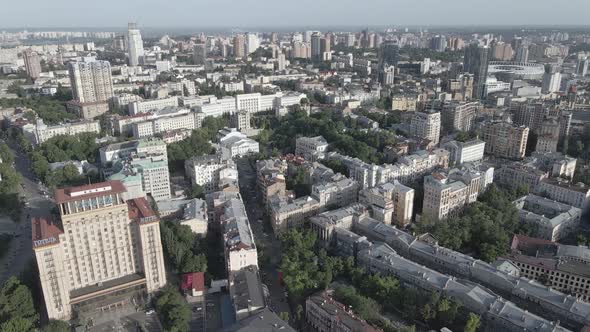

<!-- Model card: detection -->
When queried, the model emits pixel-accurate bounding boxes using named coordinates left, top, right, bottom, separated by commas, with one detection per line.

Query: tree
left=42, top=320, right=70, bottom=332
left=185, top=184, right=205, bottom=199
left=0, top=143, right=14, bottom=165
left=278, top=311, right=290, bottom=322
left=155, top=286, right=191, bottom=332
left=181, top=253, right=207, bottom=273
left=0, top=276, right=38, bottom=327
left=0, top=164, right=21, bottom=194
left=295, top=304, right=303, bottom=322
left=1, top=317, right=35, bottom=332
left=464, top=313, right=481, bottom=332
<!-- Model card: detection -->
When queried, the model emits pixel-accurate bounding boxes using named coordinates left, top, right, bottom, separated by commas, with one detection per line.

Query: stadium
left=488, top=61, right=545, bottom=80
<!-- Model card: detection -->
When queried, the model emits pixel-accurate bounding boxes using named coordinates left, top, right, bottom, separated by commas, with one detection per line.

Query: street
left=236, top=158, right=291, bottom=319
left=0, top=141, right=54, bottom=286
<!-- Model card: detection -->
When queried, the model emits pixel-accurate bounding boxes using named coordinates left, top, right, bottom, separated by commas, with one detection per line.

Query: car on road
left=206, top=303, right=215, bottom=307
left=146, top=310, right=155, bottom=315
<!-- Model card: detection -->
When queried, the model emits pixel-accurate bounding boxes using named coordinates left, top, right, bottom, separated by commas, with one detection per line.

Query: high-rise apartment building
left=515, top=45, right=529, bottom=63
left=233, top=34, right=246, bottom=58
left=542, top=65, right=562, bottom=94
left=440, top=101, right=479, bottom=133
left=193, top=43, right=207, bottom=65
left=378, top=41, right=399, bottom=70
left=67, top=60, right=114, bottom=119
left=311, top=32, right=322, bottom=61
left=481, top=120, right=529, bottom=160
left=33, top=181, right=166, bottom=320
left=23, top=49, right=42, bottom=80
left=463, top=44, right=489, bottom=99
left=127, top=23, right=144, bottom=67
left=246, top=33, right=259, bottom=55
left=410, top=110, right=441, bottom=145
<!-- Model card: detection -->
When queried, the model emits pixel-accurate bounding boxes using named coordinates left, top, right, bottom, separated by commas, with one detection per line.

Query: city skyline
left=3, top=0, right=590, bottom=29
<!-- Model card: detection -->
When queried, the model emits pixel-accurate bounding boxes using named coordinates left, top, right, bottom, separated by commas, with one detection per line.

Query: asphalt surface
left=0, top=141, right=54, bottom=286
left=236, top=158, right=292, bottom=319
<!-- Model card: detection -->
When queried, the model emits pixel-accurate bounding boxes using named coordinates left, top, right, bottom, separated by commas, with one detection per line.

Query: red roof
left=127, top=197, right=157, bottom=222
left=32, top=217, right=63, bottom=249
left=54, top=180, right=126, bottom=204
left=511, top=234, right=555, bottom=251
left=181, top=272, right=205, bottom=292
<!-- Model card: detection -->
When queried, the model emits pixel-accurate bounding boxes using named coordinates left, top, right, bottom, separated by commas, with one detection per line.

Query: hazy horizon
left=3, top=0, right=590, bottom=29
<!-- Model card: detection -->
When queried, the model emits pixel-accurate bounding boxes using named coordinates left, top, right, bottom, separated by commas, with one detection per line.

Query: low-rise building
left=185, top=155, right=235, bottom=192
left=306, top=291, right=379, bottom=332
left=514, top=194, right=581, bottom=241
left=442, top=139, right=485, bottom=166
left=495, top=162, right=549, bottom=191
left=228, top=266, right=265, bottom=321
left=129, top=96, right=179, bottom=115
left=506, top=234, right=590, bottom=302
left=217, top=128, right=259, bottom=160
left=536, top=178, right=590, bottom=209
left=23, top=119, right=100, bottom=145
left=179, top=199, right=208, bottom=236
left=218, top=192, right=258, bottom=272
left=295, top=136, right=329, bottom=161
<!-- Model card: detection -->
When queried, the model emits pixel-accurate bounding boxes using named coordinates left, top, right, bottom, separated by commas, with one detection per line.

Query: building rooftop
left=221, top=308, right=295, bottom=332
left=230, top=266, right=265, bottom=313
left=54, top=180, right=126, bottom=204
left=307, top=291, right=379, bottom=332
left=32, top=217, right=63, bottom=249
left=127, top=197, right=158, bottom=224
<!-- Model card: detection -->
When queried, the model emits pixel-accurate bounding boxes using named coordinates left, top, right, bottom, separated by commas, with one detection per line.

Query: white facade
left=410, top=110, right=441, bottom=145
left=295, top=136, right=329, bottom=161
left=26, top=119, right=101, bottom=145
left=127, top=23, right=144, bottom=66
left=129, top=97, right=179, bottom=115
left=442, top=139, right=485, bottom=166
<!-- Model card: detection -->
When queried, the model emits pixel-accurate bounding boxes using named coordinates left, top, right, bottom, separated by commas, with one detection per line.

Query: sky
left=3, top=0, right=590, bottom=29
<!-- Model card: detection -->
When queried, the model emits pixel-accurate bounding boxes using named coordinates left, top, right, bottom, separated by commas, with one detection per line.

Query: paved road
left=236, top=158, right=291, bottom=318
left=0, top=141, right=53, bottom=285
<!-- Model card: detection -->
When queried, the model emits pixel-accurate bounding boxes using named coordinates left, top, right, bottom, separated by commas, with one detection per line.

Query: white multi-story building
left=108, top=154, right=171, bottom=202
left=24, top=119, right=100, bottom=145
left=442, top=139, right=485, bottom=166
left=217, top=192, right=258, bottom=272
left=217, top=128, right=260, bottom=160
left=295, top=136, right=329, bottom=161
left=236, top=93, right=261, bottom=114
left=99, top=138, right=167, bottom=166
left=359, top=181, right=414, bottom=227
left=112, top=93, right=143, bottom=109
left=194, top=96, right=238, bottom=118
left=311, top=176, right=358, bottom=209
left=33, top=181, right=166, bottom=320
left=128, top=97, right=179, bottom=115
left=514, top=194, right=581, bottom=242
left=127, top=23, right=144, bottom=66
left=536, top=178, right=590, bottom=209
left=131, top=109, right=196, bottom=139
left=410, top=110, right=441, bottom=145
left=231, top=110, right=251, bottom=131
left=423, top=169, right=482, bottom=220
left=185, top=155, right=234, bottom=192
